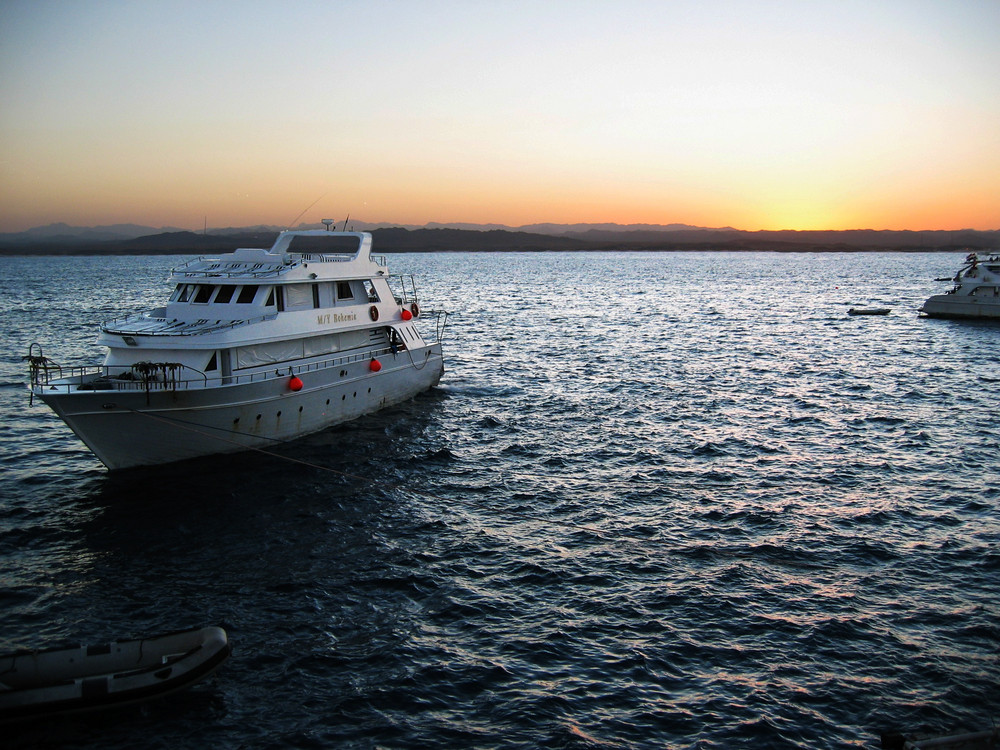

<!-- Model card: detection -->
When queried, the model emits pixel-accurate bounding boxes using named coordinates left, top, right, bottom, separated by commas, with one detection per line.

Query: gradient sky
left=1, top=0, right=998, bottom=233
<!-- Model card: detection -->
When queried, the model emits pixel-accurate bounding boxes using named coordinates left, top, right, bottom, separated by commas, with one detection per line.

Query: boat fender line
left=369, top=305, right=379, bottom=321
left=403, top=344, right=434, bottom=371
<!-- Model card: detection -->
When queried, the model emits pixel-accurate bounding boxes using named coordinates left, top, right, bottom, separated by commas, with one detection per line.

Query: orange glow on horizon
left=1, top=155, right=997, bottom=234
left=1, top=3, right=998, bottom=235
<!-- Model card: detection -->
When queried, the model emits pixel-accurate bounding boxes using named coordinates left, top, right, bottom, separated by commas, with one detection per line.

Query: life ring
left=369, top=305, right=379, bottom=321
left=411, top=302, right=420, bottom=318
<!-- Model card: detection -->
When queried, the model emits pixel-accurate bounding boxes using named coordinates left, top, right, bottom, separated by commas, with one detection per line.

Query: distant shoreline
left=1, top=226, right=996, bottom=256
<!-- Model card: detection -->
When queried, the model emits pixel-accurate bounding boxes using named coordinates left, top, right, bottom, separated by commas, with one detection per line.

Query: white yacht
left=920, top=252, right=1000, bottom=319
left=27, top=228, right=446, bottom=470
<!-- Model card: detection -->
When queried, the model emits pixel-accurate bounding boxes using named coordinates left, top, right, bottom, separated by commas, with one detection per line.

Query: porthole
left=326, top=398, right=330, bottom=405
left=277, top=411, right=282, bottom=417
left=256, top=414, right=262, bottom=420
left=341, top=395, right=346, bottom=401
left=233, top=417, right=240, bottom=425
left=298, top=406, right=303, bottom=412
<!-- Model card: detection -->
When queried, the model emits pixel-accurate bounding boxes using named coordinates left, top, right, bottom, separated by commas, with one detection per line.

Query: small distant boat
left=0, top=626, right=230, bottom=722
left=848, top=308, right=891, bottom=316
left=920, top=251, right=1000, bottom=319
left=881, top=726, right=999, bottom=749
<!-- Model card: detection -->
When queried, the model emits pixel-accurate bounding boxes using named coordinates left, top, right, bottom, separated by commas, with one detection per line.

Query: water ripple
left=1, top=252, right=998, bottom=748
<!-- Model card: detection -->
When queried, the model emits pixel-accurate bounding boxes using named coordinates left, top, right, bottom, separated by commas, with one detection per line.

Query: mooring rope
left=125, top=408, right=374, bottom=484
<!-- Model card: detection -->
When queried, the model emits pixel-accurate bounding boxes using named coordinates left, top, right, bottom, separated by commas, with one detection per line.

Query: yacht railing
left=295, top=253, right=387, bottom=267
left=30, top=345, right=413, bottom=395
left=171, top=253, right=388, bottom=278
left=427, top=309, right=450, bottom=342
left=388, top=274, right=419, bottom=305
left=101, top=312, right=278, bottom=336
left=179, top=266, right=295, bottom=279
left=171, top=257, right=299, bottom=279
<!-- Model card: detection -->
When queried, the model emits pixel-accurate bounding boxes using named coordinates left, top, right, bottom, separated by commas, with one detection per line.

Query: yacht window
left=206, top=352, right=218, bottom=371
left=194, top=285, right=214, bottom=303
left=337, top=281, right=354, bottom=300
left=177, top=284, right=196, bottom=303
left=237, top=285, right=259, bottom=304
left=214, top=285, right=235, bottom=304
left=265, top=287, right=285, bottom=311
left=365, top=281, right=379, bottom=302
left=170, top=284, right=185, bottom=302
left=313, top=284, right=320, bottom=309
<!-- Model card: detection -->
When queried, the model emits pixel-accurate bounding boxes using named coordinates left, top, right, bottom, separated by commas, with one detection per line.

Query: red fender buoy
left=289, top=375, right=303, bottom=392
left=369, top=359, right=382, bottom=372
left=401, top=308, right=413, bottom=321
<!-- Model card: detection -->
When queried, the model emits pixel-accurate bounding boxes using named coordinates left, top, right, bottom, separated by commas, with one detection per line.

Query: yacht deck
left=101, top=312, right=276, bottom=337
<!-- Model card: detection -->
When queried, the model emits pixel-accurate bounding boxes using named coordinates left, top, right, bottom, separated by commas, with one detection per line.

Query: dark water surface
left=1, top=251, right=997, bottom=748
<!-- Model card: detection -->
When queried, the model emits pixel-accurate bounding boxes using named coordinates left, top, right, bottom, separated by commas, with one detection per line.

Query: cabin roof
left=169, top=231, right=382, bottom=281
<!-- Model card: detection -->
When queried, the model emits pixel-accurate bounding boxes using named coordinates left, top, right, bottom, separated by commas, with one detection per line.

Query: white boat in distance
left=920, top=251, right=1000, bottom=319
left=28, top=228, right=446, bottom=470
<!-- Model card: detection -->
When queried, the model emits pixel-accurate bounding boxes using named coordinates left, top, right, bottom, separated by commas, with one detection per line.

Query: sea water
left=0, top=250, right=997, bottom=748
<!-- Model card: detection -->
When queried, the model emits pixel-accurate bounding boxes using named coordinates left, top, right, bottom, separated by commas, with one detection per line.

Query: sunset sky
left=1, top=0, right=998, bottom=234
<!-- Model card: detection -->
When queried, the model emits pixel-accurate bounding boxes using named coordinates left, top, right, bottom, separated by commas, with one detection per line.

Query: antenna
left=322, top=219, right=334, bottom=231
left=341, top=214, right=350, bottom=231
left=286, top=193, right=327, bottom=229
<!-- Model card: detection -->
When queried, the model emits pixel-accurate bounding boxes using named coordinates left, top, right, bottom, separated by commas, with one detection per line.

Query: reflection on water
left=1, top=251, right=998, bottom=748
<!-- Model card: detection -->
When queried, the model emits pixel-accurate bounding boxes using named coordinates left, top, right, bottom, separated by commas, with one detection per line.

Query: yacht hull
left=920, top=294, right=1000, bottom=319
left=37, top=345, right=443, bottom=471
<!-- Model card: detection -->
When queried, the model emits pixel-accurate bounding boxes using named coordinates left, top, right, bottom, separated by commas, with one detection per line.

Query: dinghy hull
left=0, top=626, right=230, bottom=722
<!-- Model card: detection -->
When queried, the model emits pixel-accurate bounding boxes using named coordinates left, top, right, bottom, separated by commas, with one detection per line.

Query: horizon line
left=3, top=220, right=999, bottom=236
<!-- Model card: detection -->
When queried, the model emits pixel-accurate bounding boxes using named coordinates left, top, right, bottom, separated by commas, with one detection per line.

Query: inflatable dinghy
left=0, top=625, right=230, bottom=722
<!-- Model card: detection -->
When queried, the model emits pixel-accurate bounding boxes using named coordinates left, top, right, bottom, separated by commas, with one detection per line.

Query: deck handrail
left=31, top=345, right=406, bottom=394
left=101, top=313, right=278, bottom=336
left=171, top=252, right=387, bottom=279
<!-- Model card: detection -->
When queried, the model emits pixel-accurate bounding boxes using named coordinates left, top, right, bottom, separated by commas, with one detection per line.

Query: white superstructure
left=28, top=229, right=446, bottom=470
left=920, top=252, right=1000, bottom=319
